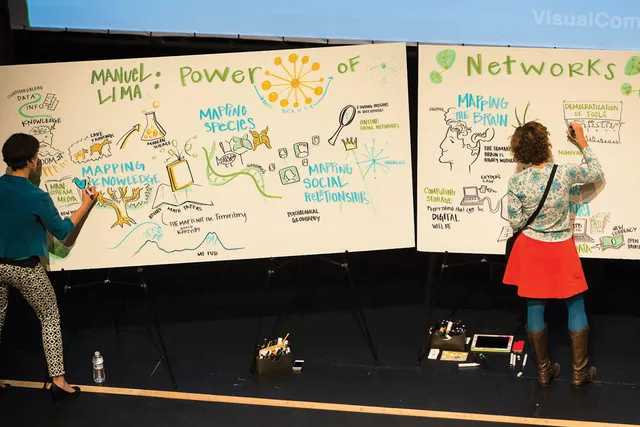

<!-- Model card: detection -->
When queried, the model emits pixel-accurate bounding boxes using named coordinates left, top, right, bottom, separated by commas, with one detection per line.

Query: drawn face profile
left=283, top=169, right=296, bottom=182
left=439, top=108, right=496, bottom=174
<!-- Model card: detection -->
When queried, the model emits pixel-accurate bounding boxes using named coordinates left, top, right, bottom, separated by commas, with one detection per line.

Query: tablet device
left=471, top=334, right=513, bottom=353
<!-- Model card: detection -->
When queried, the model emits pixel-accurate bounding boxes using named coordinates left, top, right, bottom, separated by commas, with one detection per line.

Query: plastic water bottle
left=92, top=351, right=105, bottom=384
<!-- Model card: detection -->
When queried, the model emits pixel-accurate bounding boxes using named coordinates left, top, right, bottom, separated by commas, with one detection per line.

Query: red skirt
left=503, top=233, right=588, bottom=299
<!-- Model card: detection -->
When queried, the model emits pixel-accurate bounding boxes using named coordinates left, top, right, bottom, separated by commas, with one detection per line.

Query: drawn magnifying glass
left=328, top=105, right=356, bottom=146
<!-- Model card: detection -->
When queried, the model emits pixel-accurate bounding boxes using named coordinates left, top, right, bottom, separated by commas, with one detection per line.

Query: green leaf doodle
left=624, top=56, right=640, bottom=76
left=621, top=83, right=633, bottom=96
left=165, top=136, right=198, bottom=163
left=436, top=49, right=456, bottom=70
left=512, top=102, right=534, bottom=128
left=429, top=49, right=456, bottom=84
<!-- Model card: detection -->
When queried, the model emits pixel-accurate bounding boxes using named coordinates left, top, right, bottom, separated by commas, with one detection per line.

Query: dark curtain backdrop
left=0, top=0, right=13, bottom=65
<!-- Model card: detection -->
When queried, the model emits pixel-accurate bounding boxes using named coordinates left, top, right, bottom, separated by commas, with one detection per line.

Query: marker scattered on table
left=458, top=363, right=480, bottom=368
left=517, top=353, right=528, bottom=377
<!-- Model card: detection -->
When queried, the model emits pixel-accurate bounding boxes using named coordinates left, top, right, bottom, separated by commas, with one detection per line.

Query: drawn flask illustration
left=141, top=111, right=167, bottom=142
left=167, top=157, right=194, bottom=192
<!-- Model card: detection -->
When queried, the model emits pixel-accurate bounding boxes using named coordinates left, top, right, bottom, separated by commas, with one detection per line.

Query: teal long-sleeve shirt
left=0, top=174, right=74, bottom=259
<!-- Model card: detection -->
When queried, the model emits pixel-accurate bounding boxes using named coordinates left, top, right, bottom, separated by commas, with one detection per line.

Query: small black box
left=255, top=353, right=293, bottom=375
left=430, top=332, right=467, bottom=352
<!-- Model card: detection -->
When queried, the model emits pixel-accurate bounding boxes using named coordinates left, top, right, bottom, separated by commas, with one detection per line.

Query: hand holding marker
left=76, top=175, right=97, bottom=205
left=567, top=122, right=588, bottom=149
left=82, top=186, right=98, bottom=206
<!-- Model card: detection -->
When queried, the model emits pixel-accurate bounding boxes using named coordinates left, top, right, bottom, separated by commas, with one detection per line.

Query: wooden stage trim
left=3, top=379, right=637, bottom=427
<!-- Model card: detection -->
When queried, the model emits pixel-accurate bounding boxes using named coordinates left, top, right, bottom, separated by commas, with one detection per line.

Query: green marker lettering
left=488, top=61, right=501, bottom=75
left=467, top=54, right=482, bottom=76
left=569, top=62, right=584, bottom=77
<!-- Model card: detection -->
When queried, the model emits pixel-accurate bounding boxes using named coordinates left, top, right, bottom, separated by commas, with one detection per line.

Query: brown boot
left=526, top=325, right=560, bottom=386
left=569, top=327, right=596, bottom=387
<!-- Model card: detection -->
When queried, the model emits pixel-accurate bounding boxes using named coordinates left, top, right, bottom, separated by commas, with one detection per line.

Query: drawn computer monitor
left=573, top=218, right=594, bottom=243
left=460, top=186, right=482, bottom=206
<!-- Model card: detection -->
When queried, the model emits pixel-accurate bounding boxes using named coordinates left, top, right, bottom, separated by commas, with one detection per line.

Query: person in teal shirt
left=0, top=133, right=97, bottom=401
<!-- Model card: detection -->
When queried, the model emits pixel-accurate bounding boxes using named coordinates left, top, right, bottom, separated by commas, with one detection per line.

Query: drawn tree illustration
left=97, top=185, right=152, bottom=228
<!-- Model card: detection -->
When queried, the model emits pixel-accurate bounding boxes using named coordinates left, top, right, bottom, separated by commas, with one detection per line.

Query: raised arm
left=36, top=192, right=76, bottom=241
left=36, top=187, right=97, bottom=241
left=566, top=122, right=603, bottom=185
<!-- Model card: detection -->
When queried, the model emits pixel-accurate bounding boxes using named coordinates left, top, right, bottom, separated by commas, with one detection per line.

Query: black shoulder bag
left=505, top=165, right=558, bottom=262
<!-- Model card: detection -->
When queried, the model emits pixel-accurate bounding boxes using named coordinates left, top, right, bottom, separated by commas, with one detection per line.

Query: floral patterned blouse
left=507, top=146, right=603, bottom=242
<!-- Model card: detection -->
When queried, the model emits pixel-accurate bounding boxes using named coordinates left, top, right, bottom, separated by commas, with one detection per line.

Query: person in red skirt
left=504, top=121, right=602, bottom=387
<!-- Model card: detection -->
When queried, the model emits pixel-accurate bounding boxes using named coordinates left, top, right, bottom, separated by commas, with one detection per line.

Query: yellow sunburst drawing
left=261, top=53, right=325, bottom=108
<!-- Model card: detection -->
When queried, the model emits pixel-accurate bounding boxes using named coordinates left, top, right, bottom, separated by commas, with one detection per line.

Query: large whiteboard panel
left=0, top=43, right=414, bottom=271
left=418, top=44, right=640, bottom=259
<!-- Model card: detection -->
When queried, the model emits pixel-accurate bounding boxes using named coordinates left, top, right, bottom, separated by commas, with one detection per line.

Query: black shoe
left=0, top=383, right=10, bottom=396
left=50, top=382, right=81, bottom=402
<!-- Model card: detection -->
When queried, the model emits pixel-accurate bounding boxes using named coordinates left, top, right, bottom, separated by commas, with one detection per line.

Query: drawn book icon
left=167, top=159, right=194, bottom=191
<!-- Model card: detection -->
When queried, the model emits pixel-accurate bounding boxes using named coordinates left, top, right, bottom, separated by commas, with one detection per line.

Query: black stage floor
left=1, top=302, right=639, bottom=426
left=0, top=386, right=537, bottom=427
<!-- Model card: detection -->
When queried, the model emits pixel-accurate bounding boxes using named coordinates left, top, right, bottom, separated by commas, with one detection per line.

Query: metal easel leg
left=319, top=251, right=379, bottom=365
left=138, top=268, right=177, bottom=390
left=249, top=257, right=275, bottom=378
left=416, top=252, right=447, bottom=366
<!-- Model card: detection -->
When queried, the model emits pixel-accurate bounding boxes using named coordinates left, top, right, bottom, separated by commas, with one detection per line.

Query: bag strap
left=520, top=164, right=558, bottom=231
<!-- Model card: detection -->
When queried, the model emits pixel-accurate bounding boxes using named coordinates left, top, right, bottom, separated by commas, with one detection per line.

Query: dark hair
left=2, top=133, right=40, bottom=170
left=510, top=122, right=552, bottom=165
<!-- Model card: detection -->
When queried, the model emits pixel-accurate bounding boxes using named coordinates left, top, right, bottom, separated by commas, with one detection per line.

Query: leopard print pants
left=0, top=263, right=65, bottom=377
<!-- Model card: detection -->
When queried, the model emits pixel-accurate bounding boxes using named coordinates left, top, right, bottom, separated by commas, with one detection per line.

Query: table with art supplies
left=428, top=319, right=528, bottom=375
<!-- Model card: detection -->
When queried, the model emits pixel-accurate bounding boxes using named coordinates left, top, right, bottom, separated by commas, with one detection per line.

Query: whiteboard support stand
left=46, top=267, right=178, bottom=390
left=415, top=251, right=505, bottom=366
left=248, top=250, right=379, bottom=378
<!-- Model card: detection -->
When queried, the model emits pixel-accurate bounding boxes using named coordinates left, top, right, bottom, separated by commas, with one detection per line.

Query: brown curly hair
left=510, top=121, right=552, bottom=165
